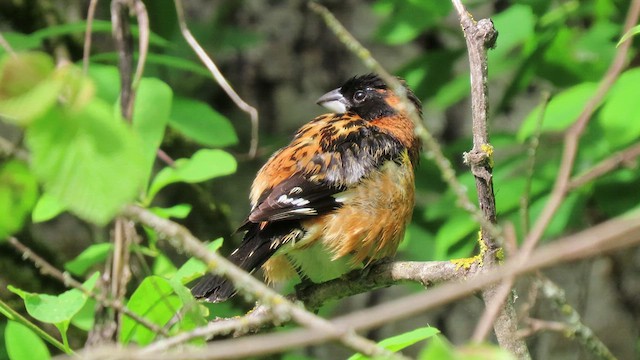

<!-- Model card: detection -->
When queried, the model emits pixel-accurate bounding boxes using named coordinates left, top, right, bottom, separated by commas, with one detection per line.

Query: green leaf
left=152, top=254, right=178, bottom=277
left=456, top=343, right=515, bottom=360
left=87, top=64, right=121, bottom=104
left=598, top=68, right=640, bottom=147
left=150, top=203, right=193, bottom=219
left=64, top=243, right=114, bottom=276
left=169, top=97, right=238, bottom=147
left=120, top=276, right=182, bottom=345
left=8, top=272, right=99, bottom=325
left=0, top=160, right=39, bottom=240
left=0, top=33, right=42, bottom=55
left=26, top=100, right=146, bottom=225
left=132, top=78, right=173, bottom=186
left=518, top=82, right=599, bottom=141
left=434, top=214, right=477, bottom=260
left=32, top=192, right=66, bottom=223
left=5, top=321, right=51, bottom=360
left=617, top=24, right=640, bottom=46
left=419, top=335, right=456, bottom=360
left=70, top=298, right=96, bottom=331
left=173, top=239, right=223, bottom=284
left=374, top=0, right=450, bottom=44
left=0, top=52, right=62, bottom=125
left=349, top=326, right=439, bottom=360
left=488, top=5, right=535, bottom=61
left=147, top=149, right=237, bottom=202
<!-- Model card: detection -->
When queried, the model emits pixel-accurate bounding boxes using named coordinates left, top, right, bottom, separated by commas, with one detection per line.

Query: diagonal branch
left=122, top=204, right=407, bottom=360
left=92, top=213, right=640, bottom=359
left=8, top=237, right=169, bottom=337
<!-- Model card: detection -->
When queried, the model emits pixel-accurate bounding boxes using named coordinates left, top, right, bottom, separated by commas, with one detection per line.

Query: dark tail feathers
left=190, top=222, right=297, bottom=302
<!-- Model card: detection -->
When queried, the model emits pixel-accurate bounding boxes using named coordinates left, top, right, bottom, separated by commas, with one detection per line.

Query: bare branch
left=82, top=0, right=99, bottom=74
left=122, top=204, right=407, bottom=359
left=297, top=260, right=461, bottom=310
left=139, top=305, right=275, bottom=354
left=536, top=276, right=617, bottom=360
left=7, top=237, right=168, bottom=337
left=568, top=142, right=640, bottom=190
left=94, top=213, right=640, bottom=359
left=173, top=0, right=259, bottom=159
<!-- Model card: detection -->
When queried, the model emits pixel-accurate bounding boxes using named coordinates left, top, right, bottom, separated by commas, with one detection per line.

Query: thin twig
left=520, top=92, right=551, bottom=233
left=173, top=0, right=259, bottom=159
left=568, top=142, right=640, bottom=190
left=0, top=31, right=16, bottom=56
left=131, top=0, right=148, bottom=88
left=536, top=276, right=617, bottom=360
left=122, top=205, right=407, bottom=360
left=111, top=0, right=136, bottom=120
left=139, top=305, right=275, bottom=354
left=82, top=0, right=99, bottom=74
left=7, top=237, right=169, bottom=336
left=516, top=318, right=569, bottom=339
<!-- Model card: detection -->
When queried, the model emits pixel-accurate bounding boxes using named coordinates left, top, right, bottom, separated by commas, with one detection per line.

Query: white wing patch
left=277, top=194, right=310, bottom=207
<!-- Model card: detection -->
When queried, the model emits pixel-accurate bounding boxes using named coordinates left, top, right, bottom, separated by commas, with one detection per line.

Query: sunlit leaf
left=150, top=203, right=193, bottom=219
left=8, top=272, right=99, bottom=325
left=349, top=326, right=440, bottom=360
left=26, top=100, right=146, bottom=225
left=132, top=77, right=173, bottom=186
left=120, top=276, right=182, bottom=345
left=173, top=239, right=224, bottom=284
left=617, top=24, right=640, bottom=46
left=598, top=68, right=640, bottom=147
left=169, top=97, right=238, bottom=147
left=32, top=192, right=66, bottom=223
left=5, top=321, right=51, bottom=360
left=147, top=149, right=236, bottom=202
left=518, top=82, right=598, bottom=141
left=64, top=243, right=114, bottom=276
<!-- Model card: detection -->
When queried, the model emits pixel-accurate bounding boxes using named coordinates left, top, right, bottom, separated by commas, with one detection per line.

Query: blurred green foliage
left=0, top=0, right=638, bottom=358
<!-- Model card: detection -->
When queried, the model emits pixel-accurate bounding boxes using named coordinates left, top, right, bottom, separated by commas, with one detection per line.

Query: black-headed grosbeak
left=192, top=74, right=422, bottom=302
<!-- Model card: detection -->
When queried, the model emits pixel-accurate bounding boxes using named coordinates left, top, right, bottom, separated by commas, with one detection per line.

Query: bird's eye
left=353, top=90, right=367, bottom=102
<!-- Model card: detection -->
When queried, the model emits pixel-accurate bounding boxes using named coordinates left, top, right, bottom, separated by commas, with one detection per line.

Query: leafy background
left=0, top=0, right=639, bottom=359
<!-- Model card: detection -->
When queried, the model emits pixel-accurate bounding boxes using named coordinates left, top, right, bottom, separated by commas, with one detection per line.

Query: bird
left=191, top=74, right=422, bottom=302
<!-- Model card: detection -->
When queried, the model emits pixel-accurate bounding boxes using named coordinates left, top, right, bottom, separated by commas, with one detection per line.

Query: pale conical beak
left=316, top=88, right=348, bottom=113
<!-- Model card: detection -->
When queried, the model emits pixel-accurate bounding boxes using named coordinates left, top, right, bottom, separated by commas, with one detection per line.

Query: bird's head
left=316, top=74, right=422, bottom=121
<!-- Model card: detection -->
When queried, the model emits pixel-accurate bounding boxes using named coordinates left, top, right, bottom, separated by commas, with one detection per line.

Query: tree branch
left=122, top=205, right=407, bottom=360
left=7, top=237, right=168, bottom=337
left=536, top=276, right=617, bottom=360
left=88, top=213, right=640, bottom=359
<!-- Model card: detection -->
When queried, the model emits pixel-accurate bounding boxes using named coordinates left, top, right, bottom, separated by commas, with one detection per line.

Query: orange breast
left=261, top=151, right=415, bottom=283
